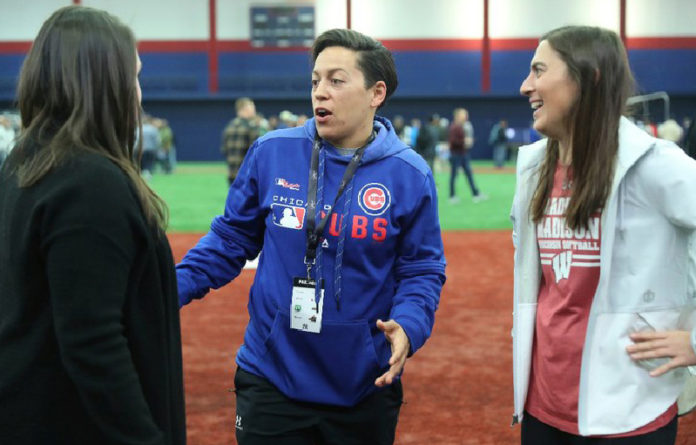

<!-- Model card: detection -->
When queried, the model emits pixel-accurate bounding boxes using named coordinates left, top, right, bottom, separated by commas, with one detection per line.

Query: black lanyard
left=304, top=131, right=374, bottom=278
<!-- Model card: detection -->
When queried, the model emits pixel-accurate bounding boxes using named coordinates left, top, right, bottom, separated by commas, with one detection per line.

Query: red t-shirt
left=525, top=162, right=676, bottom=437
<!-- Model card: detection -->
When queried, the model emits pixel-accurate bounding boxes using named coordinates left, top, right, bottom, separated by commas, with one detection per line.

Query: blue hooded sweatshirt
left=177, top=116, right=446, bottom=406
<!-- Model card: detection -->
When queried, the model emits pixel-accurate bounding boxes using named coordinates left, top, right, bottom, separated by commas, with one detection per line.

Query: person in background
left=221, top=97, right=259, bottom=186
left=414, top=114, right=439, bottom=172
left=267, top=114, right=279, bottom=132
left=296, top=113, right=309, bottom=127
left=462, top=108, right=475, bottom=152
left=255, top=113, right=271, bottom=137
left=408, top=117, right=421, bottom=148
left=644, top=117, right=658, bottom=137
left=0, top=6, right=185, bottom=443
left=680, top=116, right=692, bottom=148
left=448, top=107, right=486, bottom=203
left=512, top=25, right=696, bottom=444
left=177, top=28, right=445, bottom=445
left=656, top=118, right=683, bottom=145
left=685, top=114, right=696, bottom=159
left=489, top=119, right=509, bottom=168
left=140, top=114, right=161, bottom=179
left=392, top=114, right=405, bottom=141
left=277, top=110, right=297, bottom=129
left=0, top=115, right=15, bottom=168
left=157, top=118, right=175, bottom=174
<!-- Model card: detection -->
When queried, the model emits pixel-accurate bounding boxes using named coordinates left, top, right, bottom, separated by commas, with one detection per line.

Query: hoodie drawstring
left=313, top=147, right=326, bottom=307
left=332, top=173, right=357, bottom=311
left=313, top=129, right=375, bottom=311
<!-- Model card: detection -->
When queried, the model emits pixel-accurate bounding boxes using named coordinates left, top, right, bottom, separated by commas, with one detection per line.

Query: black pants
left=233, top=367, right=402, bottom=445
left=521, top=411, right=677, bottom=445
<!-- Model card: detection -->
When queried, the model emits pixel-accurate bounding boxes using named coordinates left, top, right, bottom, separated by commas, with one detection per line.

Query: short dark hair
left=311, top=29, right=398, bottom=109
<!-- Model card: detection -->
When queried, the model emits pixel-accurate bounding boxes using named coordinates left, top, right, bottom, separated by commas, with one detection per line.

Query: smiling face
left=311, top=46, right=386, bottom=149
left=520, top=40, right=579, bottom=143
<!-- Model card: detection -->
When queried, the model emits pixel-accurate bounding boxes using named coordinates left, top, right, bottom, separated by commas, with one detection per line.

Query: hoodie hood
left=303, top=115, right=410, bottom=165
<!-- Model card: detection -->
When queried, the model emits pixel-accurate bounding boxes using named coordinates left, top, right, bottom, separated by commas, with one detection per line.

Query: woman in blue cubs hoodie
left=177, top=29, right=446, bottom=444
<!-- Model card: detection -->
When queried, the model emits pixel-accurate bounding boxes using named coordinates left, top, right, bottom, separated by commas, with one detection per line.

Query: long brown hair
left=530, top=26, right=635, bottom=230
left=7, top=5, right=167, bottom=230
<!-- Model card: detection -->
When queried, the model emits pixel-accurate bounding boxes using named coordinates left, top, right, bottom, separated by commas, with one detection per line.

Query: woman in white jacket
left=512, top=25, right=696, bottom=444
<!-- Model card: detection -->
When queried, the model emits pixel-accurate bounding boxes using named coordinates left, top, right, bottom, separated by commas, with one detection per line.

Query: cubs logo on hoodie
left=358, top=183, right=391, bottom=216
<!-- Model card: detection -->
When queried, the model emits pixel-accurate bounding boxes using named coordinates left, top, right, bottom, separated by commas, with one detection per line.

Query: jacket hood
left=614, top=116, right=658, bottom=180
left=517, top=117, right=657, bottom=177
left=303, top=115, right=410, bottom=165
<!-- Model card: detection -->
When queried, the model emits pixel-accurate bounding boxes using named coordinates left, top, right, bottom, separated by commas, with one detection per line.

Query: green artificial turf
left=434, top=167, right=516, bottom=230
left=150, top=163, right=229, bottom=233
left=151, top=162, right=516, bottom=233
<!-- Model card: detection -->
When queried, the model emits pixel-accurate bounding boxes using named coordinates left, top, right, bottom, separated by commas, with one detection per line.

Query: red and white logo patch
left=275, top=177, right=300, bottom=191
left=358, top=183, right=391, bottom=216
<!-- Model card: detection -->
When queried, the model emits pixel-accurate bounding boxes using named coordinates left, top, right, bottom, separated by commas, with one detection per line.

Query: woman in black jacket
left=0, top=6, right=186, bottom=444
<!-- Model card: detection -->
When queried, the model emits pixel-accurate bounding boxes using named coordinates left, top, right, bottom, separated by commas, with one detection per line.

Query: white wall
left=350, top=0, right=482, bottom=39
left=1, top=0, right=695, bottom=42
left=0, top=0, right=210, bottom=41
left=627, top=0, right=696, bottom=37
left=85, top=0, right=209, bottom=40
left=489, top=0, right=619, bottom=38
left=0, top=0, right=70, bottom=40
left=315, top=0, right=347, bottom=35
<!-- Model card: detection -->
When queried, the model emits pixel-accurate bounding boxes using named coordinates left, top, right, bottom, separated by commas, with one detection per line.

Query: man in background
left=448, top=108, right=486, bottom=203
left=415, top=114, right=439, bottom=172
left=489, top=119, right=509, bottom=168
left=276, top=110, right=297, bottom=129
left=221, top=97, right=259, bottom=186
left=156, top=118, right=175, bottom=174
left=140, top=114, right=161, bottom=180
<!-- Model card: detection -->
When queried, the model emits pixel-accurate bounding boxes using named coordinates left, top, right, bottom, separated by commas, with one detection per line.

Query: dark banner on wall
left=250, top=6, right=314, bottom=48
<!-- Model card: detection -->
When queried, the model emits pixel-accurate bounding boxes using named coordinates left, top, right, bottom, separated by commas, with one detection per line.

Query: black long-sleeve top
left=0, top=150, right=186, bottom=444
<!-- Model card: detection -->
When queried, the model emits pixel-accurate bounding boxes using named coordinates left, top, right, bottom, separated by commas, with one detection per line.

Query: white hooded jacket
left=511, top=117, right=696, bottom=435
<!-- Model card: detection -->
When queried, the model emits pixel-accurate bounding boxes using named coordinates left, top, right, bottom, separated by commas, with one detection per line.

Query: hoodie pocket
left=259, top=311, right=382, bottom=406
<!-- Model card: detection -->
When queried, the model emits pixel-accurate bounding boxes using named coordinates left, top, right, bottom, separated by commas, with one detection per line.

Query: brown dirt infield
left=169, top=231, right=696, bottom=445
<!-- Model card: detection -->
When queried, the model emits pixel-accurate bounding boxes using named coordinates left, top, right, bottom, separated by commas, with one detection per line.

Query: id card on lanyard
left=291, top=277, right=324, bottom=333
left=290, top=131, right=373, bottom=333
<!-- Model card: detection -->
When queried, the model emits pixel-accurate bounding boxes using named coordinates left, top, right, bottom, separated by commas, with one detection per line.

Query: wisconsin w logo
left=552, top=251, right=573, bottom=283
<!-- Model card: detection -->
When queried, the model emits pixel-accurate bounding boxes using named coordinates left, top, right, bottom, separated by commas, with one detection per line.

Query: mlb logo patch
left=358, top=183, right=391, bottom=216
left=271, top=204, right=305, bottom=230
